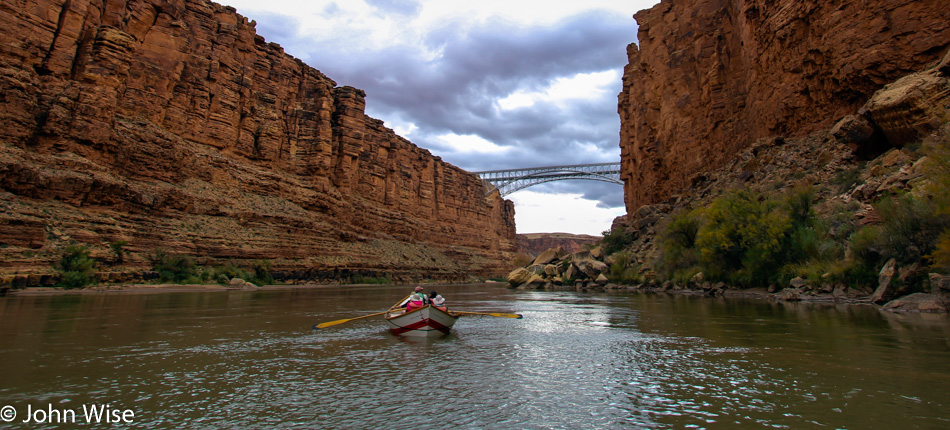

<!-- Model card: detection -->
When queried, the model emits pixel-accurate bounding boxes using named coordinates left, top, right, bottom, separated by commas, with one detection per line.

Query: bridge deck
left=473, top=162, right=621, bottom=197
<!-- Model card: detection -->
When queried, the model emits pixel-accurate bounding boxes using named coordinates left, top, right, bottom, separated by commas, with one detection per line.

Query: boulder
left=882, top=293, right=949, bottom=313
left=775, top=288, right=802, bottom=301
left=564, top=264, right=580, bottom=281
left=869, top=258, right=898, bottom=303
left=544, top=264, right=560, bottom=277
left=595, top=274, right=609, bottom=286
left=789, top=277, right=807, bottom=289
left=575, top=259, right=608, bottom=279
left=931, top=273, right=950, bottom=299
left=831, top=114, right=876, bottom=146
left=229, top=278, right=247, bottom=287
left=689, top=272, right=704, bottom=288
left=532, top=247, right=563, bottom=266
left=507, top=268, right=532, bottom=287
left=525, top=274, right=547, bottom=289
left=589, top=246, right=604, bottom=260
left=527, top=264, right=546, bottom=275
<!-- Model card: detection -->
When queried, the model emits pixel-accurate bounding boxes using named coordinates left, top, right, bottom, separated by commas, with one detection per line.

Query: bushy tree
left=601, top=226, right=634, bottom=255
left=922, top=125, right=950, bottom=272
left=657, top=208, right=702, bottom=280
left=695, top=190, right=793, bottom=286
left=151, top=249, right=199, bottom=283
left=54, top=245, right=97, bottom=289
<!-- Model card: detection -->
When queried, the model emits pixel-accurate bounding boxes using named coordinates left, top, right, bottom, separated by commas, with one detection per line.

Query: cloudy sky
left=220, top=0, right=660, bottom=235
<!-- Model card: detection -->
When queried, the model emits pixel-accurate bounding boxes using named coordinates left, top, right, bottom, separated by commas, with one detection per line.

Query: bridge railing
left=473, top=162, right=621, bottom=197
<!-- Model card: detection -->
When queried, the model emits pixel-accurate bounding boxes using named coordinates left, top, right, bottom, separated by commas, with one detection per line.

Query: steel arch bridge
left=473, top=162, right=622, bottom=197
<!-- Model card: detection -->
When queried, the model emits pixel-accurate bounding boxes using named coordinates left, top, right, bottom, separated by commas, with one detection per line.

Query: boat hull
left=386, top=305, right=457, bottom=337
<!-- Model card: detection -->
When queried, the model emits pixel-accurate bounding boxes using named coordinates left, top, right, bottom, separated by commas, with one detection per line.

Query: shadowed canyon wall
left=619, top=0, right=950, bottom=212
left=0, top=0, right=517, bottom=282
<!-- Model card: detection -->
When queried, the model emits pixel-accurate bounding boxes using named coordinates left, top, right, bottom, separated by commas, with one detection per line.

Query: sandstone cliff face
left=0, top=0, right=517, bottom=282
left=619, top=0, right=950, bottom=212
left=517, top=233, right=601, bottom=257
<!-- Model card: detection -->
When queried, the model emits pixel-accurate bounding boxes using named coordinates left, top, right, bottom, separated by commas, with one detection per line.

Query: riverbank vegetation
left=605, top=126, right=950, bottom=292
left=46, top=246, right=277, bottom=289
left=53, top=245, right=97, bottom=289
left=149, top=250, right=275, bottom=285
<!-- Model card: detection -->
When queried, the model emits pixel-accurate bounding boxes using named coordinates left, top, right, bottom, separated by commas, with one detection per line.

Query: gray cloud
left=366, top=0, right=421, bottom=16
left=246, top=9, right=635, bottom=209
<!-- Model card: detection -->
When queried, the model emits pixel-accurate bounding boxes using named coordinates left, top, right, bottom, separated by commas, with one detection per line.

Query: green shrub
left=922, top=125, right=950, bottom=272
left=54, top=245, right=97, bottom=289
left=784, top=183, right=816, bottom=228
left=151, top=249, right=199, bottom=283
left=871, top=193, right=945, bottom=265
left=108, top=240, right=128, bottom=265
left=205, top=262, right=249, bottom=284
left=606, top=251, right=642, bottom=284
left=249, top=259, right=274, bottom=285
left=695, top=190, right=793, bottom=286
left=351, top=275, right=392, bottom=284
left=657, top=208, right=702, bottom=279
left=201, top=260, right=273, bottom=285
left=601, top=226, right=634, bottom=255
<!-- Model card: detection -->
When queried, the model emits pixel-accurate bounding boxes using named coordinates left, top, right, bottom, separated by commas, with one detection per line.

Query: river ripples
left=1, top=286, right=948, bottom=429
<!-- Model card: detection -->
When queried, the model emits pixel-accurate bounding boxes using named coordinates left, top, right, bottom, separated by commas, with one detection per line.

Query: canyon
left=619, top=0, right=950, bottom=212
left=0, top=0, right=517, bottom=285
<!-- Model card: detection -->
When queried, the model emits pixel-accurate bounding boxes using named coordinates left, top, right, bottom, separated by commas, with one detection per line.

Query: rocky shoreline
left=507, top=245, right=950, bottom=314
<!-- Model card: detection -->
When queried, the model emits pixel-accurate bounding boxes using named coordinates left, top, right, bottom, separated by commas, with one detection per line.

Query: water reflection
left=0, top=286, right=948, bottom=428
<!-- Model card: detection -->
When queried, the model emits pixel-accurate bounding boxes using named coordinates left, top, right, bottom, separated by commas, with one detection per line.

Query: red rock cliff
left=619, top=0, right=950, bottom=212
left=0, top=0, right=517, bottom=281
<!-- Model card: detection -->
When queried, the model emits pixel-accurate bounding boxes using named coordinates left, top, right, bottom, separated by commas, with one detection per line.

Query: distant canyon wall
left=0, top=0, right=517, bottom=280
left=517, top=233, right=601, bottom=257
left=619, top=0, right=950, bottom=211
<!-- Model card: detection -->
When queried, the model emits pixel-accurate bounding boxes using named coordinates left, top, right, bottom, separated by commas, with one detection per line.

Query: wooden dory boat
left=385, top=305, right=458, bottom=337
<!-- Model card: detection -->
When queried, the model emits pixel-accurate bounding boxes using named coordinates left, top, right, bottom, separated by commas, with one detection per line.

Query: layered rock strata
left=517, top=233, right=601, bottom=257
left=0, top=0, right=517, bottom=282
left=619, top=0, right=950, bottom=212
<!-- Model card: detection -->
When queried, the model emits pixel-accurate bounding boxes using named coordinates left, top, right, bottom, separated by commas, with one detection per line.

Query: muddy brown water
left=1, top=285, right=948, bottom=428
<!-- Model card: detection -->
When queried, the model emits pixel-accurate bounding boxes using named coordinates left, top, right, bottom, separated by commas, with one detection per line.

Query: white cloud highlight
left=507, top=190, right=625, bottom=235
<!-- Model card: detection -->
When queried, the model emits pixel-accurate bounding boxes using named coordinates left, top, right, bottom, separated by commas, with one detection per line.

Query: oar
left=452, top=311, right=523, bottom=319
left=390, top=294, right=412, bottom=310
left=313, top=311, right=389, bottom=329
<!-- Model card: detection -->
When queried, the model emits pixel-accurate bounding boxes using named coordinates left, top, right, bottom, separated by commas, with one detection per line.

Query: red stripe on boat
left=390, top=318, right=452, bottom=335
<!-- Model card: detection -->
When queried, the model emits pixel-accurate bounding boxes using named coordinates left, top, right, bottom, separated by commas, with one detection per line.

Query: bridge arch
left=474, top=163, right=621, bottom=197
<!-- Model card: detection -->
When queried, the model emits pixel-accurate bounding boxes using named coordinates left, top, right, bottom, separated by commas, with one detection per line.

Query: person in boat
left=429, top=291, right=446, bottom=311
left=406, top=286, right=428, bottom=312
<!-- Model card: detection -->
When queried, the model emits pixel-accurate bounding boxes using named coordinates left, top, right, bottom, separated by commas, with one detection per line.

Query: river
left=0, top=284, right=948, bottom=429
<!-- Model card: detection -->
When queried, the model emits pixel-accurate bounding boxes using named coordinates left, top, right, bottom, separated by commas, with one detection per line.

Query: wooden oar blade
left=454, top=311, right=523, bottom=319
left=313, top=319, right=351, bottom=329
left=313, top=310, right=388, bottom=329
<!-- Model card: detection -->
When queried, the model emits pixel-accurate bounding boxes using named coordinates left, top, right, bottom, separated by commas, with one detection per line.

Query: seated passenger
left=406, top=286, right=427, bottom=312
left=429, top=291, right=446, bottom=311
